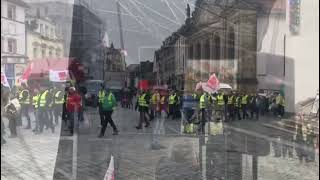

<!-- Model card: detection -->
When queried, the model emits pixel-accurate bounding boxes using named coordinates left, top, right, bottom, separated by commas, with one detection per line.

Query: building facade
left=1, top=0, right=28, bottom=87
left=25, top=16, right=64, bottom=59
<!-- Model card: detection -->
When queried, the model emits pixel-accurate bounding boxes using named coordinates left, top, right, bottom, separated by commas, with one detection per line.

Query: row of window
left=189, top=32, right=235, bottom=60
left=33, top=46, right=61, bottom=58
left=1, top=37, right=17, bottom=53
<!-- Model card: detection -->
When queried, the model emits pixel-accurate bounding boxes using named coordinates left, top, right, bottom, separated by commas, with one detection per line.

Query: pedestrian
left=249, top=93, right=260, bottom=120
left=18, top=83, right=32, bottom=129
left=5, top=97, right=19, bottom=138
left=98, top=88, right=119, bottom=137
left=276, top=92, right=286, bottom=118
left=32, top=89, right=40, bottom=133
left=66, top=87, right=82, bottom=135
left=160, top=94, right=168, bottom=117
left=47, top=87, right=55, bottom=128
left=61, top=87, right=69, bottom=129
left=168, top=90, right=178, bottom=120
left=37, top=86, right=54, bottom=134
left=234, top=92, right=242, bottom=120
left=215, top=90, right=225, bottom=121
left=151, top=90, right=161, bottom=119
left=53, top=86, right=64, bottom=125
left=227, top=92, right=235, bottom=121
left=135, top=90, right=150, bottom=129
left=1, top=84, right=10, bottom=145
left=241, top=92, right=249, bottom=119
left=98, top=84, right=106, bottom=127
left=198, top=91, right=209, bottom=134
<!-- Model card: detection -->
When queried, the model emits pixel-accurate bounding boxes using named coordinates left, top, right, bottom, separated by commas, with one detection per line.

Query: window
left=189, top=45, right=193, bottom=59
left=205, top=40, right=210, bottom=59
left=49, top=49, right=53, bottom=57
left=40, top=24, right=44, bottom=34
left=213, top=35, right=220, bottom=60
left=45, top=26, right=49, bottom=37
left=1, top=37, right=4, bottom=52
left=196, top=43, right=201, bottom=60
left=33, top=47, right=38, bottom=58
left=41, top=47, right=46, bottom=57
left=7, top=4, right=16, bottom=20
left=228, top=28, right=235, bottom=59
left=7, top=39, right=17, bottom=53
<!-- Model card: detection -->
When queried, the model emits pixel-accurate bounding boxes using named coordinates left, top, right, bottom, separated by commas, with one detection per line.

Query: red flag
left=58, top=71, right=67, bottom=80
left=207, top=73, right=220, bottom=90
left=21, top=63, right=33, bottom=81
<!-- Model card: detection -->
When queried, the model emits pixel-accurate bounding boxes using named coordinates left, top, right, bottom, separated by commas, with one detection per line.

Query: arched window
left=204, top=40, right=210, bottom=59
left=213, top=35, right=220, bottom=60
left=196, top=43, right=201, bottom=60
left=189, top=45, right=193, bottom=59
left=228, top=28, right=235, bottom=59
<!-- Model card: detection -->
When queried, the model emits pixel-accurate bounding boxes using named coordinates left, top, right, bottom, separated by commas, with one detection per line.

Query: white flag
left=104, top=155, right=115, bottom=180
left=1, top=71, right=10, bottom=88
left=49, top=70, right=69, bottom=82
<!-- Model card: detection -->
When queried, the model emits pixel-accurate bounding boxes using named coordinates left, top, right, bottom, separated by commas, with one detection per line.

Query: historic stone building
left=155, top=0, right=263, bottom=92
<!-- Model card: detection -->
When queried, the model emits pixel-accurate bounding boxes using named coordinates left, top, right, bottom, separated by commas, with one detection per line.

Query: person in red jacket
left=66, top=87, right=82, bottom=135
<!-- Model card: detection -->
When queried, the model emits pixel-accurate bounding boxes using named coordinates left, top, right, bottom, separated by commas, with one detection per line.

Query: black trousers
left=138, top=110, right=150, bottom=128
left=234, top=107, right=242, bottom=120
left=227, top=104, right=234, bottom=121
left=38, top=108, right=54, bottom=133
left=53, top=104, right=63, bottom=124
left=100, top=110, right=117, bottom=135
left=198, top=108, right=206, bottom=133
left=8, top=117, right=17, bottom=136
left=98, top=104, right=104, bottom=125
left=250, top=106, right=259, bottom=120
left=242, top=104, right=249, bottom=119
left=20, top=104, right=31, bottom=127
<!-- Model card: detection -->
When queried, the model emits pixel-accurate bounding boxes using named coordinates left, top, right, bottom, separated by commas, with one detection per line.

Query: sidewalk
left=1, top=116, right=61, bottom=180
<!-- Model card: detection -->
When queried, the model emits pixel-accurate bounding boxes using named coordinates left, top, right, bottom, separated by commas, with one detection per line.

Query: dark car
left=79, top=80, right=104, bottom=107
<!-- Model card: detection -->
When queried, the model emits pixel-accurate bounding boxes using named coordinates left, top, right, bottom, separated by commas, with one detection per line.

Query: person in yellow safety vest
left=199, top=91, right=209, bottom=134
left=32, top=89, right=40, bottom=132
left=215, top=91, right=226, bottom=121
left=234, top=92, right=242, bottom=120
left=98, top=84, right=106, bottom=126
left=227, top=92, right=235, bottom=121
left=36, top=87, right=54, bottom=134
left=276, top=92, right=285, bottom=118
left=150, top=90, right=161, bottom=119
left=168, top=90, right=178, bottom=120
left=18, top=83, right=32, bottom=129
left=241, top=92, right=249, bottom=119
left=53, top=88, right=64, bottom=125
left=160, top=95, right=168, bottom=116
left=47, top=87, right=56, bottom=128
left=135, top=90, right=150, bottom=129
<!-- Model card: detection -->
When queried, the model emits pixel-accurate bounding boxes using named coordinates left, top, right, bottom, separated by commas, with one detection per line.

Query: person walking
left=98, top=84, right=106, bottom=127
left=215, top=90, right=225, bottom=121
left=227, top=92, right=235, bottom=121
left=198, top=91, right=209, bottom=134
left=18, top=83, right=31, bottom=129
left=53, top=87, right=64, bottom=125
left=37, top=87, right=54, bottom=134
left=249, top=93, right=260, bottom=120
left=61, top=87, right=69, bottom=129
left=98, top=88, right=119, bottom=137
left=151, top=90, right=160, bottom=120
left=276, top=92, right=286, bottom=118
left=234, top=92, right=242, bottom=120
left=66, top=87, right=82, bottom=135
left=168, top=91, right=178, bottom=120
left=135, top=90, right=150, bottom=129
left=32, top=89, right=40, bottom=132
left=241, top=92, right=249, bottom=119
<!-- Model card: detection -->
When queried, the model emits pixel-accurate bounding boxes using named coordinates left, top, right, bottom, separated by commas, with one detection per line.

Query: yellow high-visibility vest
left=33, top=94, right=40, bottom=109
left=19, top=89, right=30, bottom=104
left=169, top=94, right=176, bottom=105
left=217, top=94, right=225, bottom=106
left=199, top=94, right=207, bottom=109
left=241, top=95, right=248, bottom=105
left=235, top=96, right=241, bottom=107
left=39, top=90, right=49, bottom=107
left=151, top=93, right=160, bottom=104
left=54, top=91, right=64, bottom=104
left=227, top=96, right=234, bottom=105
left=138, top=94, right=148, bottom=107
left=98, top=90, right=106, bottom=103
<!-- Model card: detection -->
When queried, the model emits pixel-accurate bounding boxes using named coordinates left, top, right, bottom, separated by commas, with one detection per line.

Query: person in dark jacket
left=66, top=87, right=82, bottom=135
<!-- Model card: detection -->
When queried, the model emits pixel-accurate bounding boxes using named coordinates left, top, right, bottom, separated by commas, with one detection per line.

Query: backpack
left=102, top=93, right=115, bottom=111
